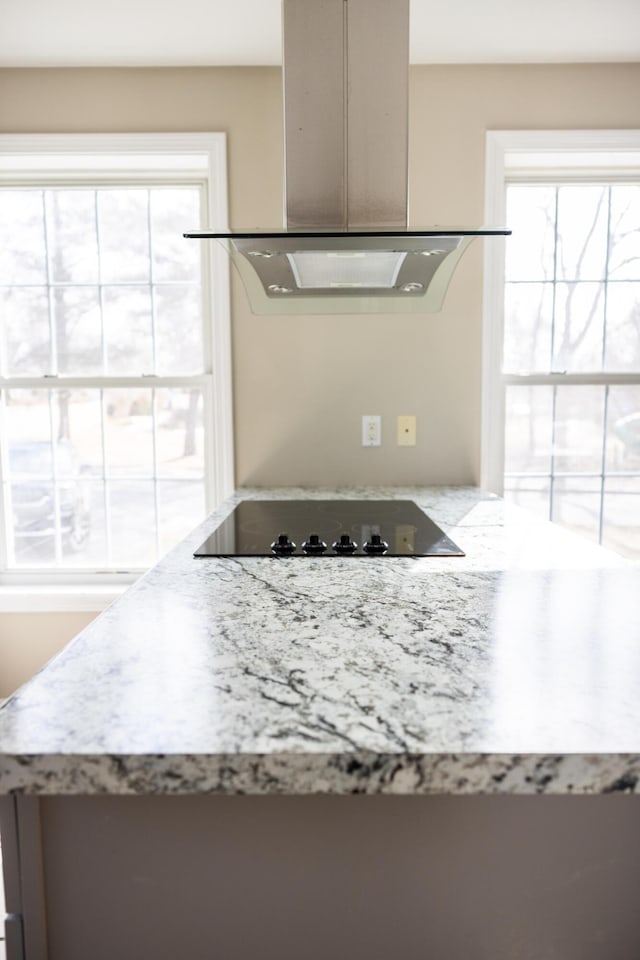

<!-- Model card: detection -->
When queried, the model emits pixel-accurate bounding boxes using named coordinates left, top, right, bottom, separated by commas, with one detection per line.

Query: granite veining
left=1, top=486, right=639, bottom=795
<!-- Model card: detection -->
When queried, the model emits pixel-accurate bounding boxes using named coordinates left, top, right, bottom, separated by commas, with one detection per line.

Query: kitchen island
left=1, top=487, right=639, bottom=959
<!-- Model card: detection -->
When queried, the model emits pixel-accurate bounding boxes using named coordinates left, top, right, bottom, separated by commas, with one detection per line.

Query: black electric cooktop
left=194, top=500, right=464, bottom=558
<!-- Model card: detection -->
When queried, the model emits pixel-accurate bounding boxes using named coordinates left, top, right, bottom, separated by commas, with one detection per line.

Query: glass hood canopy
left=184, top=228, right=511, bottom=315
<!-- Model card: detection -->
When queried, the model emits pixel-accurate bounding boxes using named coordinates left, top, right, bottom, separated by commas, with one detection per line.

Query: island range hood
left=185, top=0, right=510, bottom=315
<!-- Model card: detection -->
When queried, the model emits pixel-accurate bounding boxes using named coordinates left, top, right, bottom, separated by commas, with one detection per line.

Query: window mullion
left=199, top=181, right=214, bottom=375
left=0, top=374, right=213, bottom=390
left=601, top=186, right=613, bottom=371
left=0, top=388, right=11, bottom=569
left=503, top=372, right=640, bottom=386
left=42, top=190, right=58, bottom=376
left=550, top=187, right=559, bottom=373
left=549, top=384, right=558, bottom=522
left=95, top=189, right=108, bottom=376
left=598, top=188, right=614, bottom=545
left=147, top=188, right=159, bottom=375
left=48, top=390, right=63, bottom=564
left=598, top=384, right=610, bottom=545
left=100, top=387, right=112, bottom=567
left=202, top=376, right=217, bottom=512
left=151, top=387, right=161, bottom=561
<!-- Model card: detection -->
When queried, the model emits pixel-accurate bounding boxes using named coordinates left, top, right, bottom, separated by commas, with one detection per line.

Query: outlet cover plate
left=362, top=415, right=382, bottom=446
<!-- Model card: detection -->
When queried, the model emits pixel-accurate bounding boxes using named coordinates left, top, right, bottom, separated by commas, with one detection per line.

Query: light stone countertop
left=1, top=486, right=639, bottom=796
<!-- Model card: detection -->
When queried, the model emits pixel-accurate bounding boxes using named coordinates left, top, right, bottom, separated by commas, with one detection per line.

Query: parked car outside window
left=9, top=440, right=91, bottom=555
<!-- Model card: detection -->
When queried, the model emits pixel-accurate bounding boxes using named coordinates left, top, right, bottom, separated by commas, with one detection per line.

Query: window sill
left=0, top=584, right=132, bottom=613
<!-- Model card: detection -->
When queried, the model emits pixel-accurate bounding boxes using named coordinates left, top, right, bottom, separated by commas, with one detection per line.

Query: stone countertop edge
left=1, top=485, right=639, bottom=797
left=1, top=752, right=640, bottom=797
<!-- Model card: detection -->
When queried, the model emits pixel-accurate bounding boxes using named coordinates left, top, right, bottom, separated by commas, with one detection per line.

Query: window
left=483, top=131, right=640, bottom=562
left=0, top=134, right=233, bottom=595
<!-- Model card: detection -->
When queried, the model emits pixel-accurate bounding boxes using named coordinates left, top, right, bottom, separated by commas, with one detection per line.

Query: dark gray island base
left=2, top=793, right=640, bottom=960
left=1, top=487, right=640, bottom=959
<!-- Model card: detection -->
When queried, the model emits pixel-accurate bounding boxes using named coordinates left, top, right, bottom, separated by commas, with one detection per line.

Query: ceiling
left=2, top=0, right=640, bottom=68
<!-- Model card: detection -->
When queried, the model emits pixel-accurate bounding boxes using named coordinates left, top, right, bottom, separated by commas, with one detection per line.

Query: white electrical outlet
left=362, top=415, right=382, bottom=446
left=397, top=415, right=416, bottom=446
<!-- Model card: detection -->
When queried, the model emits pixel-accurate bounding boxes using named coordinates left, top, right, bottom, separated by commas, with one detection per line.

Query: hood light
left=286, top=249, right=406, bottom=291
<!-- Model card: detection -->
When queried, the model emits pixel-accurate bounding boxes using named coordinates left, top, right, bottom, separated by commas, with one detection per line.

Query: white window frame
left=482, top=129, right=640, bottom=497
left=0, top=133, right=234, bottom=610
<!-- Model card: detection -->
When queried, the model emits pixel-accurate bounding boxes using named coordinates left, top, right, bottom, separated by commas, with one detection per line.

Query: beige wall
left=2, top=65, right=639, bottom=488
left=0, top=64, right=639, bottom=688
left=0, top=611, right=97, bottom=698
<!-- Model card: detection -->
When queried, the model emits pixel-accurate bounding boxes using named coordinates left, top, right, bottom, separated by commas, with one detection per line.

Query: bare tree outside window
left=503, top=183, right=640, bottom=561
left=0, top=184, right=208, bottom=570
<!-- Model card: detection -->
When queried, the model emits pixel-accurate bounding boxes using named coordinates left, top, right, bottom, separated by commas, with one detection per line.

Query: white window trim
left=482, top=129, right=640, bottom=496
left=0, top=133, right=234, bottom=611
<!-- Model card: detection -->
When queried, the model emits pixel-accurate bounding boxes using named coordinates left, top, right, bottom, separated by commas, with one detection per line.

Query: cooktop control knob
left=332, top=533, right=358, bottom=555
left=302, top=533, right=327, bottom=555
left=271, top=533, right=296, bottom=555
left=363, top=533, right=389, bottom=554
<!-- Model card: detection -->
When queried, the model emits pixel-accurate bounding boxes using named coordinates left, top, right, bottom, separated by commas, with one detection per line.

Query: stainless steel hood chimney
left=185, top=0, right=510, bottom=315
